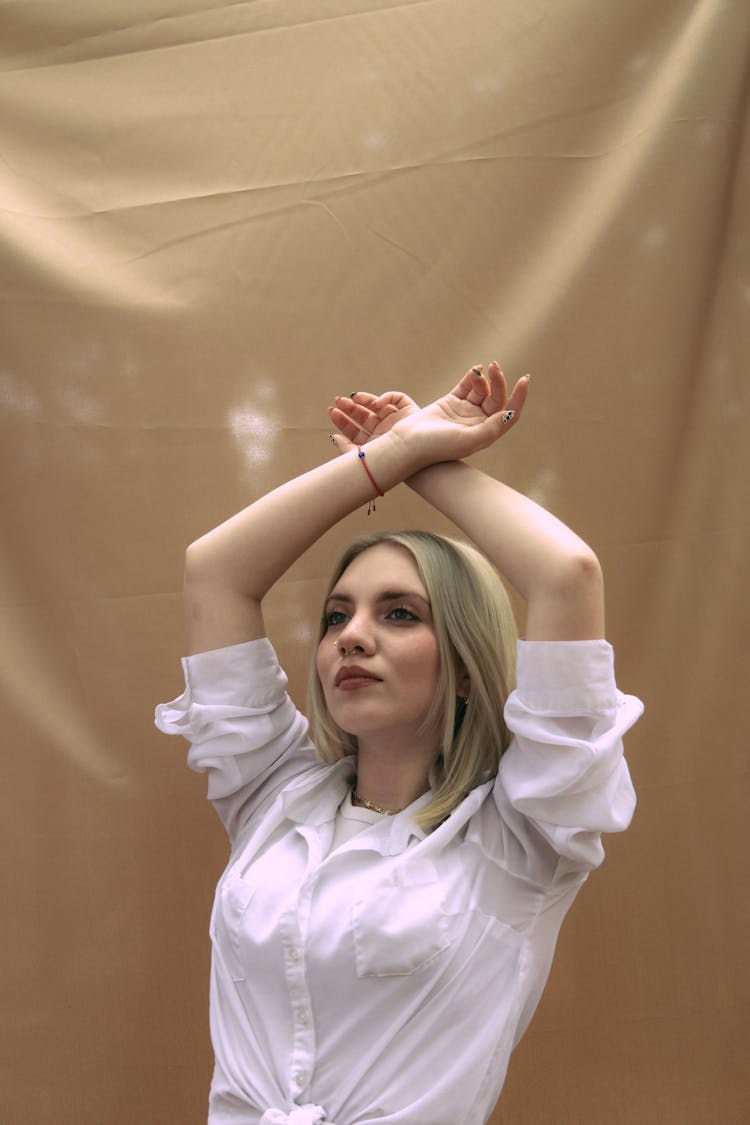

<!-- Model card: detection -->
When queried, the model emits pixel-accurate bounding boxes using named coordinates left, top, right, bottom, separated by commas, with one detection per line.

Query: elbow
left=526, top=548, right=605, bottom=641
left=183, top=537, right=264, bottom=606
left=556, top=549, right=605, bottom=638
left=557, top=547, right=604, bottom=602
left=569, top=547, right=603, bottom=586
left=184, top=539, right=201, bottom=583
left=183, top=537, right=213, bottom=588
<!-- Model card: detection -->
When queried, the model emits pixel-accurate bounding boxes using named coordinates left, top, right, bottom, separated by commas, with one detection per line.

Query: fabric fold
left=260, top=1105, right=332, bottom=1125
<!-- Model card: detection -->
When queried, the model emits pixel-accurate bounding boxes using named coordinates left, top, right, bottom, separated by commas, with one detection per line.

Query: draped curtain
left=1, top=2, right=747, bottom=1121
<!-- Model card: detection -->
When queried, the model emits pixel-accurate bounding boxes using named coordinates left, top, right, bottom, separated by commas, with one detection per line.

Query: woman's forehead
left=332, top=542, right=426, bottom=596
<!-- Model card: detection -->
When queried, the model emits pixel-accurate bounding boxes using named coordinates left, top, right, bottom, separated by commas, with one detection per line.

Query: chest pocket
left=351, top=859, right=450, bottom=978
left=211, top=869, right=256, bottom=981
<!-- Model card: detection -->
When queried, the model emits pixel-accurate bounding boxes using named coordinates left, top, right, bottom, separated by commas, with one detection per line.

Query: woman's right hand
left=327, top=388, right=418, bottom=452
left=329, top=362, right=530, bottom=466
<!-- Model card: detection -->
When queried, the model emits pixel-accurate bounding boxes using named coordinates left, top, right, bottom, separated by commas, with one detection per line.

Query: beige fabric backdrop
left=1, top=1, right=748, bottom=1122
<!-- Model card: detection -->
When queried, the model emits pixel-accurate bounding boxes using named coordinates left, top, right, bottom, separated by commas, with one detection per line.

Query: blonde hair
left=307, top=531, right=518, bottom=832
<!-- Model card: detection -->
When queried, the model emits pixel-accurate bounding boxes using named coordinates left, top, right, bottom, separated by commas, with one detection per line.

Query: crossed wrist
left=340, top=425, right=435, bottom=506
left=383, top=419, right=436, bottom=476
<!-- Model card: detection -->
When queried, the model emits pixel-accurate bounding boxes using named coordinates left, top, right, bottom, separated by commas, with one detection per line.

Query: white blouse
left=155, top=637, right=642, bottom=1125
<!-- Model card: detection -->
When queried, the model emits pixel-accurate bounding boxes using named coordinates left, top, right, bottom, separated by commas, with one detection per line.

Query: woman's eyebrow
left=379, top=590, right=431, bottom=607
left=326, top=589, right=431, bottom=607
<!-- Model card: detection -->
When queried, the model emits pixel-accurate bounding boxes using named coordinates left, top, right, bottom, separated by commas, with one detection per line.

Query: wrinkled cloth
left=260, top=1104, right=332, bottom=1125
left=156, top=637, right=642, bottom=1125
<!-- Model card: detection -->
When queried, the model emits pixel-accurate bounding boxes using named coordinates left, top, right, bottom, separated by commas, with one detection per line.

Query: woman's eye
left=325, top=610, right=348, bottom=628
left=388, top=605, right=418, bottom=622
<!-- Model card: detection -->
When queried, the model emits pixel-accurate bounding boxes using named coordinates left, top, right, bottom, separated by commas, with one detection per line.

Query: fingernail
left=501, top=410, right=515, bottom=425
left=329, top=433, right=336, bottom=444
left=350, top=391, right=359, bottom=397
left=471, top=366, right=482, bottom=376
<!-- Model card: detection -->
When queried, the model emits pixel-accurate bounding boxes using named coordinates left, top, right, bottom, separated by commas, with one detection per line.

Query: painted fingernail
left=501, top=410, right=515, bottom=425
left=350, top=391, right=359, bottom=397
left=329, top=433, right=336, bottom=443
left=471, top=366, right=482, bottom=376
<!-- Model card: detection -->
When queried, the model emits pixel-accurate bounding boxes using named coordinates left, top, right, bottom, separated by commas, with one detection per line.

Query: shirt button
left=288, top=948, right=300, bottom=962
left=294, top=1071, right=307, bottom=1088
left=297, top=1009, right=308, bottom=1026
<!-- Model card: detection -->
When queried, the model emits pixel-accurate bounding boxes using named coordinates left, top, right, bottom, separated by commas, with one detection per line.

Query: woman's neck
left=353, top=737, right=436, bottom=813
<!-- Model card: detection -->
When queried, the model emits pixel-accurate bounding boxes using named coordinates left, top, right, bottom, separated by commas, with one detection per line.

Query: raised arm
left=329, top=362, right=604, bottom=641
left=406, top=459, right=604, bottom=640
left=182, top=434, right=418, bottom=653
left=182, top=363, right=530, bottom=654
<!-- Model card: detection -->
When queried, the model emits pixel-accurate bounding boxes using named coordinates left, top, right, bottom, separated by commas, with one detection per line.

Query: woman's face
left=315, top=543, right=441, bottom=752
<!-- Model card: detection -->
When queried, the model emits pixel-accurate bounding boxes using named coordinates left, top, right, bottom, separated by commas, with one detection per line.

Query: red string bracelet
left=357, top=447, right=384, bottom=514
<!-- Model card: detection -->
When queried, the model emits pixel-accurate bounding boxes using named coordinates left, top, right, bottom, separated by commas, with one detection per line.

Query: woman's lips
left=335, top=665, right=382, bottom=689
left=336, top=675, right=381, bottom=691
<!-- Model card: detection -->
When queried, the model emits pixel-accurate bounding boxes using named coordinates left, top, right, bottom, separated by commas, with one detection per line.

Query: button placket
left=283, top=826, right=324, bottom=1098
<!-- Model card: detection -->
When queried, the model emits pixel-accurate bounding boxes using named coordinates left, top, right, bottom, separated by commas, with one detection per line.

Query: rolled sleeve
left=155, top=638, right=314, bottom=832
left=497, top=640, right=643, bottom=872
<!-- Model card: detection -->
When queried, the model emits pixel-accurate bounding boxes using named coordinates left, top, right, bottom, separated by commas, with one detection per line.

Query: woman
left=156, top=362, right=643, bottom=1125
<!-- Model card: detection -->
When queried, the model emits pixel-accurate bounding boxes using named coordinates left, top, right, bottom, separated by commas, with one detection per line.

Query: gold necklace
left=351, top=788, right=405, bottom=816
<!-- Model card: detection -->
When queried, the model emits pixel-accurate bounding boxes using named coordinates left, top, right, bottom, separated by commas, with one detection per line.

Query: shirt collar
left=282, top=758, right=355, bottom=826
left=281, top=759, right=429, bottom=854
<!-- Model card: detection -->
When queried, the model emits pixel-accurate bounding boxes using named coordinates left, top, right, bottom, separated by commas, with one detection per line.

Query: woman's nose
left=336, top=617, right=374, bottom=655
left=335, top=639, right=365, bottom=656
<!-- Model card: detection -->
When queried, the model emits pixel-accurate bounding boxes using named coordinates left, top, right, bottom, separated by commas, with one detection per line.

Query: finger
left=483, top=362, right=509, bottom=414
left=505, top=373, right=531, bottom=414
left=350, top=392, right=410, bottom=424
left=332, top=397, right=378, bottom=441
left=453, top=365, right=490, bottom=402
left=327, top=423, right=356, bottom=455
left=328, top=404, right=366, bottom=444
left=491, top=374, right=530, bottom=431
left=332, top=394, right=402, bottom=443
left=334, top=395, right=375, bottom=423
left=468, top=364, right=493, bottom=408
left=368, top=390, right=416, bottom=412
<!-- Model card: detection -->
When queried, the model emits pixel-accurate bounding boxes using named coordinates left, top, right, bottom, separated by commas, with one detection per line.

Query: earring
left=453, top=694, right=469, bottom=735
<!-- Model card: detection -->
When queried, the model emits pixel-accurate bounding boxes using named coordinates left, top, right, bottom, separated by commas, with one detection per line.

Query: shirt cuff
left=182, top=637, right=286, bottom=706
left=154, top=637, right=288, bottom=736
left=514, top=639, right=617, bottom=715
